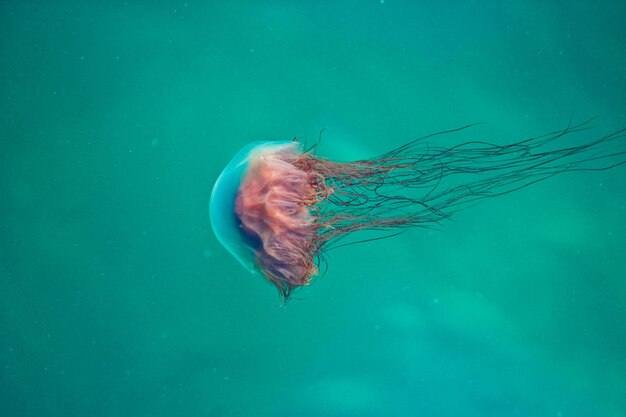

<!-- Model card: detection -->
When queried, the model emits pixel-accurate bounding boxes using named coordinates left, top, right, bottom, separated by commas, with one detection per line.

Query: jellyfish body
left=210, top=122, right=626, bottom=299
left=210, top=141, right=292, bottom=273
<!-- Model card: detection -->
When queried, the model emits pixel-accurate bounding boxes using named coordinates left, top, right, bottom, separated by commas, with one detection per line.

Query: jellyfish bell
left=210, top=140, right=323, bottom=298
left=211, top=122, right=626, bottom=301
left=210, top=141, right=293, bottom=274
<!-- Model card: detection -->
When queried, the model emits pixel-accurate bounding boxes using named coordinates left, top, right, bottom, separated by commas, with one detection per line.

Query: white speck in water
left=432, top=298, right=439, bottom=304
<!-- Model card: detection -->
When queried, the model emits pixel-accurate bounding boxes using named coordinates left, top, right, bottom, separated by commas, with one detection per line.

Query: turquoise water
left=1, top=1, right=625, bottom=416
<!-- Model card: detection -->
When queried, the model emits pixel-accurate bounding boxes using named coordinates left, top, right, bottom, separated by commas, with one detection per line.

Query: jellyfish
left=210, top=121, right=626, bottom=300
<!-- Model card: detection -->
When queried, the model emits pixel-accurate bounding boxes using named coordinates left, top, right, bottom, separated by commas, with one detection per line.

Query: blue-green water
left=1, top=1, right=625, bottom=416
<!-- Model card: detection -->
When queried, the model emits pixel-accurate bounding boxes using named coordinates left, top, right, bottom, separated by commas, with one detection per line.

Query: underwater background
left=1, top=1, right=626, bottom=416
